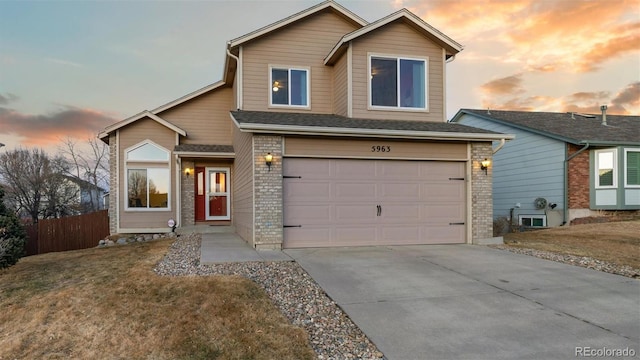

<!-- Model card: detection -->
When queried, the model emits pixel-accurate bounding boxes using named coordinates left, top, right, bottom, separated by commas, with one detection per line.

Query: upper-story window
left=369, top=55, right=428, bottom=110
left=125, top=140, right=170, bottom=210
left=270, top=66, right=309, bottom=108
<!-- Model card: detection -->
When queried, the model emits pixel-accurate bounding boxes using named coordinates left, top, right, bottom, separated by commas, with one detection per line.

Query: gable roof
left=452, top=109, right=640, bottom=146
left=98, top=110, right=186, bottom=141
left=227, top=0, right=367, bottom=50
left=325, top=8, right=463, bottom=65
left=231, top=110, right=512, bottom=141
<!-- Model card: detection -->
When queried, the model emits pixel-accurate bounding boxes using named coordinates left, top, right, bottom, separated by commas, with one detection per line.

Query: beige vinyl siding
left=242, top=10, right=359, bottom=113
left=332, top=53, right=348, bottom=116
left=232, top=125, right=254, bottom=243
left=284, top=137, right=467, bottom=160
left=158, top=87, right=234, bottom=145
left=118, top=118, right=177, bottom=230
left=351, top=21, right=445, bottom=122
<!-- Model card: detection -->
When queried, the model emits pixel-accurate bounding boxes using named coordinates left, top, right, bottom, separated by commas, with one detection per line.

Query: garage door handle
left=449, top=222, right=465, bottom=225
left=377, top=205, right=382, bottom=216
left=284, top=225, right=302, bottom=228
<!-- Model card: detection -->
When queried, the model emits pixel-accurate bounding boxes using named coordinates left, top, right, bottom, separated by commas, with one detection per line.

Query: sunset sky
left=1, top=0, right=638, bottom=151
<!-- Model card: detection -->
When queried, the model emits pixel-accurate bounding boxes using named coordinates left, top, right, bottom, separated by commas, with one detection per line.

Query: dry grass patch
left=504, top=220, right=640, bottom=269
left=0, top=239, right=315, bottom=360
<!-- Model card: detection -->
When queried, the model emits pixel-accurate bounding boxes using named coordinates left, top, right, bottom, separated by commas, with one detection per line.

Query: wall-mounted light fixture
left=265, top=153, right=273, bottom=172
left=480, top=158, right=491, bottom=175
left=184, top=168, right=192, bottom=178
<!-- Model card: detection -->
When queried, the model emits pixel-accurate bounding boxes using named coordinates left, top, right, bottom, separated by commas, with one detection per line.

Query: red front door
left=195, top=167, right=206, bottom=221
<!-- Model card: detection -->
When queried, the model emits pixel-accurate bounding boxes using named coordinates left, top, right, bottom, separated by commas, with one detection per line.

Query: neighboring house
left=64, top=176, right=107, bottom=213
left=99, top=1, right=512, bottom=249
left=452, top=108, right=640, bottom=228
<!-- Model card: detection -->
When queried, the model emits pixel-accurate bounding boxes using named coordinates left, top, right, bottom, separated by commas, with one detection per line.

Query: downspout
left=564, top=142, right=590, bottom=225
left=226, top=47, right=242, bottom=110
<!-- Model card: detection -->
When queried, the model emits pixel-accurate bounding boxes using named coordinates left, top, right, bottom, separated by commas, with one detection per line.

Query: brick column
left=471, top=142, right=494, bottom=242
left=108, top=133, right=118, bottom=234
left=253, top=135, right=283, bottom=249
left=181, top=160, right=195, bottom=227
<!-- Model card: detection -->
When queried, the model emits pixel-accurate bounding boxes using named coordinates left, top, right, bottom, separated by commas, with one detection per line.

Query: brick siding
left=253, top=135, right=284, bottom=249
left=567, top=144, right=590, bottom=209
left=471, top=142, right=493, bottom=241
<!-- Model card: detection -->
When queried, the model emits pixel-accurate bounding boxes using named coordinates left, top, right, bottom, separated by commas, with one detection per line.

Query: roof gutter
left=234, top=124, right=514, bottom=142
left=564, top=142, right=590, bottom=226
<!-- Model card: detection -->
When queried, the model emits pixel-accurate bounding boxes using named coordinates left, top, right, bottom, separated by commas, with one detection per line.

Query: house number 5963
left=371, top=146, right=391, bottom=152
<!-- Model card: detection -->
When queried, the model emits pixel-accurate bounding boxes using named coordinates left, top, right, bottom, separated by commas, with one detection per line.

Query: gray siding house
left=452, top=108, right=640, bottom=228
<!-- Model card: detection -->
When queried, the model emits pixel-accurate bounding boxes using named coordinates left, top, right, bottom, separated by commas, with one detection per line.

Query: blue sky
left=1, top=0, right=638, bottom=150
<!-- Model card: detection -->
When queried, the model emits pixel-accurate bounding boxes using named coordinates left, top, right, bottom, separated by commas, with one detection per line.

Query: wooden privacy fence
left=24, top=210, right=109, bottom=256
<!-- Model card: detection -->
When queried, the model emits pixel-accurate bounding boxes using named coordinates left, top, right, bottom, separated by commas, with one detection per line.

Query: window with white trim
left=369, top=55, right=427, bottom=110
left=595, top=149, right=617, bottom=188
left=125, top=141, right=170, bottom=210
left=270, top=66, right=309, bottom=107
left=625, top=148, right=640, bottom=187
left=518, top=215, right=547, bottom=227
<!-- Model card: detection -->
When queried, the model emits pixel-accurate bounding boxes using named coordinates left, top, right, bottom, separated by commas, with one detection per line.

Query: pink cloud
left=0, top=106, right=117, bottom=146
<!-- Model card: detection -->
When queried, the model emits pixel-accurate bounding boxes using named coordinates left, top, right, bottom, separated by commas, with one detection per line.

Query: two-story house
left=99, top=1, right=512, bottom=249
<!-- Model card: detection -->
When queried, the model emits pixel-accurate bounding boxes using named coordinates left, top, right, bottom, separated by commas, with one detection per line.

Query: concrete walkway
left=286, top=245, right=640, bottom=360
left=200, top=233, right=291, bottom=264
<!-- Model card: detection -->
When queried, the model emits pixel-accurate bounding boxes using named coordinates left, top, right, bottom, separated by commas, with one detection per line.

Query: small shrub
left=0, top=186, right=26, bottom=269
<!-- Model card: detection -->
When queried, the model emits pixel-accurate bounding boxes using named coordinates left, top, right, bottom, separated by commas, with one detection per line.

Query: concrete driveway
left=286, top=245, right=640, bottom=360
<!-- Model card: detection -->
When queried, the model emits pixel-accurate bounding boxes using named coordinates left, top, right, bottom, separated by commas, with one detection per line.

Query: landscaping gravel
left=493, top=245, right=640, bottom=279
left=154, top=233, right=385, bottom=360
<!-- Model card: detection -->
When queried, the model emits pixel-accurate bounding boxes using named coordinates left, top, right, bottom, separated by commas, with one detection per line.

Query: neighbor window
left=595, top=149, right=617, bottom=188
left=625, top=149, right=640, bottom=187
left=370, top=55, right=427, bottom=110
left=270, top=67, right=309, bottom=107
left=519, top=215, right=547, bottom=227
left=126, top=141, right=170, bottom=210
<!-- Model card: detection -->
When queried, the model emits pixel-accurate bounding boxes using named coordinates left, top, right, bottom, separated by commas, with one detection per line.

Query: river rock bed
left=493, top=245, right=640, bottom=278
left=154, top=233, right=384, bottom=360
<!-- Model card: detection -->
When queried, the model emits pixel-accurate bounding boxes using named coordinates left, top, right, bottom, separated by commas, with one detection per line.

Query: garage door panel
left=284, top=205, right=332, bottom=224
left=422, top=225, right=465, bottom=244
left=377, top=161, right=421, bottom=179
left=284, top=227, right=333, bottom=248
left=380, top=226, right=421, bottom=243
left=335, top=160, right=376, bottom=178
left=379, top=204, right=421, bottom=223
left=335, top=182, right=376, bottom=200
left=422, top=183, right=465, bottom=201
left=335, top=205, right=377, bottom=223
left=284, top=181, right=332, bottom=202
left=284, top=158, right=333, bottom=179
left=422, top=204, right=465, bottom=222
left=335, top=227, right=377, bottom=242
left=378, top=182, right=421, bottom=200
left=419, top=162, right=465, bottom=179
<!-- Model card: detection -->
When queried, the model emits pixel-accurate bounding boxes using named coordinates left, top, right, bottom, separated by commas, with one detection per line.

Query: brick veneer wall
left=108, top=133, right=118, bottom=234
left=253, top=135, right=284, bottom=249
left=567, top=143, right=590, bottom=209
left=181, top=160, right=195, bottom=227
left=471, top=142, right=493, bottom=241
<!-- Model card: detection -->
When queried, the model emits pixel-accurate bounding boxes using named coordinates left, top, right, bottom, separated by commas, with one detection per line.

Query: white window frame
left=368, top=53, right=429, bottom=112
left=124, top=140, right=171, bottom=212
left=518, top=215, right=547, bottom=227
left=624, top=148, right=640, bottom=188
left=595, top=149, right=617, bottom=189
left=268, top=65, right=310, bottom=109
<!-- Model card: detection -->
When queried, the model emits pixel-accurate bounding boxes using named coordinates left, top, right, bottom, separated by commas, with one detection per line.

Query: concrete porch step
left=176, top=225, right=236, bottom=235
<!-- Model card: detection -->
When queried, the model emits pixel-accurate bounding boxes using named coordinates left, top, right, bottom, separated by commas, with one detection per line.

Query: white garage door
left=283, top=158, right=466, bottom=248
